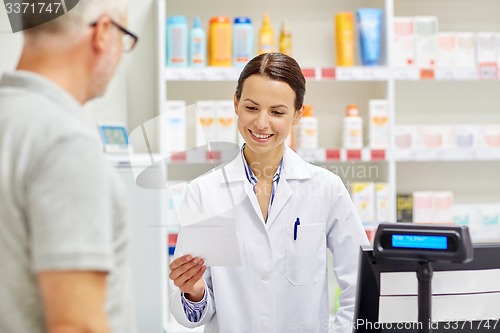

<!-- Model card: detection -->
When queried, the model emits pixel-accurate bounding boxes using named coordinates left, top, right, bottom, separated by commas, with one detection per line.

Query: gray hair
left=23, top=0, right=128, bottom=40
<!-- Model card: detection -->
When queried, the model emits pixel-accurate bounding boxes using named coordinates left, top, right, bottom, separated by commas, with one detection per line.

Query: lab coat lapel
left=265, top=177, right=292, bottom=228
left=220, top=150, right=266, bottom=224
left=243, top=182, right=266, bottom=224
left=266, top=147, right=311, bottom=228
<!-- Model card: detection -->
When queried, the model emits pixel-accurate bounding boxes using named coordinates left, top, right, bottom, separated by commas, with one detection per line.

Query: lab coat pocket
left=286, top=222, right=326, bottom=286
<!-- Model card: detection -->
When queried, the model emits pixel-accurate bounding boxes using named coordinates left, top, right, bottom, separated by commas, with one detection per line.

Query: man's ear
left=91, top=16, right=112, bottom=53
left=292, top=105, right=304, bottom=125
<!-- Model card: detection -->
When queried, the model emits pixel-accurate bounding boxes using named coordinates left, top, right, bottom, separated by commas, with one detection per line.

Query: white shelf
left=163, top=147, right=500, bottom=163
left=336, top=66, right=390, bottom=81
left=164, top=66, right=391, bottom=82
left=394, top=148, right=500, bottom=162
left=164, top=67, right=242, bottom=81
left=163, top=148, right=387, bottom=164
left=394, top=66, right=500, bottom=81
left=296, top=148, right=387, bottom=163
left=164, top=66, right=500, bottom=82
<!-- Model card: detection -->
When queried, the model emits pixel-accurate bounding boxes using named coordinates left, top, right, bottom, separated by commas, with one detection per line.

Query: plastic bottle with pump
left=343, top=104, right=363, bottom=149
left=279, top=20, right=292, bottom=56
left=189, top=17, right=206, bottom=67
left=295, top=104, right=318, bottom=149
left=259, top=12, right=274, bottom=54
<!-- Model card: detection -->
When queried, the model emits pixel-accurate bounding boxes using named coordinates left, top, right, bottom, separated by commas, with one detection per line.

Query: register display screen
left=102, top=127, right=128, bottom=145
left=392, top=234, right=448, bottom=250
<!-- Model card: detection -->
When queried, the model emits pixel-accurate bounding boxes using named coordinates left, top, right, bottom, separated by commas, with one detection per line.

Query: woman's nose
left=255, top=112, right=269, bottom=129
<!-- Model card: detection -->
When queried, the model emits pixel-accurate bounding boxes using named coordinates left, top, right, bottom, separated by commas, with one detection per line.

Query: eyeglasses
left=90, top=19, right=139, bottom=52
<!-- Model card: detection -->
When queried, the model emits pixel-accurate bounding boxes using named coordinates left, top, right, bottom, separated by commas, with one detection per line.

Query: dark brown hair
left=235, top=53, right=306, bottom=111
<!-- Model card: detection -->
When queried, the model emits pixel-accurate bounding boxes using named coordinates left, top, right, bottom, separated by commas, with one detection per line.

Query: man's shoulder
left=0, top=86, right=93, bottom=140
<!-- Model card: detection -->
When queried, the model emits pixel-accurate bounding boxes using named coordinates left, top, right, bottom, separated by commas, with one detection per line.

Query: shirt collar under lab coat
left=220, top=145, right=311, bottom=185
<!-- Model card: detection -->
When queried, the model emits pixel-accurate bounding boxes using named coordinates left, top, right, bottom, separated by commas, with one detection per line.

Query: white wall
left=125, top=0, right=158, bottom=151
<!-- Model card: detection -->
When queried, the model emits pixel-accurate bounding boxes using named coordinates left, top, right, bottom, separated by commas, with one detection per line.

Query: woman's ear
left=292, top=105, right=304, bottom=126
left=233, top=94, right=239, bottom=116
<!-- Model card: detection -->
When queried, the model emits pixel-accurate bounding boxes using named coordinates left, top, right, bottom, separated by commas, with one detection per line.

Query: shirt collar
left=220, top=144, right=311, bottom=184
left=240, top=143, right=284, bottom=186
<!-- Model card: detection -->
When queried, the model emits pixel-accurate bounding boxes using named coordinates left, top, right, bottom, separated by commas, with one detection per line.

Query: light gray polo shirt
left=0, top=71, right=135, bottom=332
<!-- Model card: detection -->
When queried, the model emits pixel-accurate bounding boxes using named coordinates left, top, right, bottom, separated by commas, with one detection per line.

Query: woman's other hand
left=169, top=255, right=206, bottom=302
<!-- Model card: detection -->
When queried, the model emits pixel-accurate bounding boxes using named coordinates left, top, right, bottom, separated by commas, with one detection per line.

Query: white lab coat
left=170, top=147, right=369, bottom=333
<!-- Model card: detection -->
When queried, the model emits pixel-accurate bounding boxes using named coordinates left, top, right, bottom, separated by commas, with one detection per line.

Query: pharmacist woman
left=169, top=52, right=369, bottom=333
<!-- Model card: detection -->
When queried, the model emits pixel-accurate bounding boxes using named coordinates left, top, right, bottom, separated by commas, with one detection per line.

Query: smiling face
left=234, top=74, right=303, bottom=162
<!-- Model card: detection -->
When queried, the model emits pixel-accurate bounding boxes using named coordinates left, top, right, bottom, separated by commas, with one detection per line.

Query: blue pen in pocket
left=294, top=218, right=300, bottom=240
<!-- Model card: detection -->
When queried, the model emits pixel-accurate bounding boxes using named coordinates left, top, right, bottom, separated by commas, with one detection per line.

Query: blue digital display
left=98, top=125, right=128, bottom=145
left=392, top=234, right=448, bottom=250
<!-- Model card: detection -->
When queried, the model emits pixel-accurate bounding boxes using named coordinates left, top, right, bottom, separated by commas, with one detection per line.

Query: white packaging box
left=195, top=100, right=217, bottom=147
left=437, top=32, right=457, bottom=67
left=350, top=182, right=375, bottom=229
left=160, top=100, right=186, bottom=156
left=480, top=205, right=500, bottom=228
left=369, top=99, right=389, bottom=149
left=412, top=191, right=434, bottom=223
left=477, top=205, right=500, bottom=241
left=452, top=204, right=482, bottom=240
left=460, top=125, right=486, bottom=148
left=455, top=33, right=476, bottom=67
left=454, top=125, right=480, bottom=148
left=433, top=191, right=454, bottom=223
left=216, top=100, right=237, bottom=144
left=393, top=17, right=416, bottom=67
left=409, top=125, right=424, bottom=149
left=476, top=33, right=497, bottom=65
left=394, top=125, right=418, bottom=149
left=482, top=125, right=500, bottom=148
left=422, top=125, right=455, bottom=149
left=452, top=204, right=480, bottom=227
left=375, top=183, right=391, bottom=224
left=415, top=16, right=439, bottom=67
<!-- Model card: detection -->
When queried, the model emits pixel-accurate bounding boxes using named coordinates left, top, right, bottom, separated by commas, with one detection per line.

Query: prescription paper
left=176, top=213, right=241, bottom=266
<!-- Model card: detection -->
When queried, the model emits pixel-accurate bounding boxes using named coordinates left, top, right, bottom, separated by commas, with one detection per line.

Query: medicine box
left=369, top=100, right=389, bottom=149
left=160, top=100, right=186, bottom=156
left=350, top=182, right=375, bottom=229
left=393, top=17, right=416, bottom=67
left=415, top=16, right=438, bottom=67
left=195, top=100, right=217, bottom=147
left=455, top=33, right=476, bottom=67
left=216, top=100, right=238, bottom=144
left=476, top=33, right=497, bottom=65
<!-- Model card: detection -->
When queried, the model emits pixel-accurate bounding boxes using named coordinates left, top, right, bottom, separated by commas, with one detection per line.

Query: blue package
left=357, top=8, right=383, bottom=66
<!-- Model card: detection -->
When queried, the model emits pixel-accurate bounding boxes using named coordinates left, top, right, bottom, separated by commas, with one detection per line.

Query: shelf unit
left=155, top=0, right=500, bottom=331
left=165, top=66, right=500, bottom=82
left=157, top=0, right=396, bottom=214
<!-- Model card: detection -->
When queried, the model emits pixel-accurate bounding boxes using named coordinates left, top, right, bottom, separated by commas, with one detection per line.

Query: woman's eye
left=245, top=106, right=258, bottom=111
left=272, top=110, right=285, bottom=116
